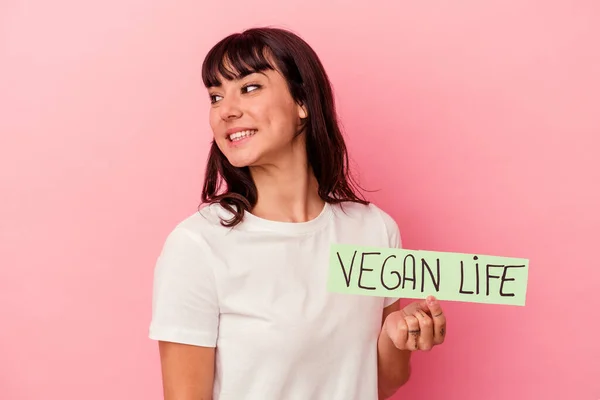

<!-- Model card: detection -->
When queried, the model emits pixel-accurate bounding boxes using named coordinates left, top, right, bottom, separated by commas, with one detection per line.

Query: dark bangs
left=201, top=33, right=276, bottom=88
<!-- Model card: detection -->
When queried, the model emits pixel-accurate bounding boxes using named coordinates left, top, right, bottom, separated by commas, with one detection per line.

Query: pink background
left=1, top=1, right=599, bottom=399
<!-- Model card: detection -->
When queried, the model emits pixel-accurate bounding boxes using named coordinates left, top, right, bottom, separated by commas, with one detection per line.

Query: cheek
left=263, top=102, right=299, bottom=133
left=208, top=110, right=221, bottom=136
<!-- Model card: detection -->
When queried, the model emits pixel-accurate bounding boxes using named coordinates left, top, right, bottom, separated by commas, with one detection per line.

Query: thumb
left=402, top=298, right=429, bottom=316
left=424, top=295, right=443, bottom=316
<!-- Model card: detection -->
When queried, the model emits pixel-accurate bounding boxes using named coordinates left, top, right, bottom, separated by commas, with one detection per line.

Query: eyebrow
left=207, top=70, right=268, bottom=89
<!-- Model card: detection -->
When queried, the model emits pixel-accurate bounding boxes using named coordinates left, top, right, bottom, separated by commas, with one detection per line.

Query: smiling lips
left=228, top=129, right=257, bottom=142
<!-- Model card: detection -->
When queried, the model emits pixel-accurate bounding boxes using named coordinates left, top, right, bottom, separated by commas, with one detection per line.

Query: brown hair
left=200, top=26, right=368, bottom=226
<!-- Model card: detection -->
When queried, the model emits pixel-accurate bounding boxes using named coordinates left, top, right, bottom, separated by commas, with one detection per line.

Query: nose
left=219, top=94, right=242, bottom=121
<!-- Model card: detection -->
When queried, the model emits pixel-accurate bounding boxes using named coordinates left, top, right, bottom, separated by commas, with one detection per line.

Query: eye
left=242, top=84, right=261, bottom=94
left=209, top=94, right=223, bottom=104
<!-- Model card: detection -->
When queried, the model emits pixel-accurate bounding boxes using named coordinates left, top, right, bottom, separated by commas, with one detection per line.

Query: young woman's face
left=207, top=66, right=307, bottom=168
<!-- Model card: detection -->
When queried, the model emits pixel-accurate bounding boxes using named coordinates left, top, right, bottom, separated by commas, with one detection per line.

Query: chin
left=228, top=159, right=252, bottom=168
left=224, top=153, right=260, bottom=169
left=215, top=141, right=255, bottom=169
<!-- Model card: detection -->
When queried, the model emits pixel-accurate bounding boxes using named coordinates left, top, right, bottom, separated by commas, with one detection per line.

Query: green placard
left=327, top=244, right=529, bottom=306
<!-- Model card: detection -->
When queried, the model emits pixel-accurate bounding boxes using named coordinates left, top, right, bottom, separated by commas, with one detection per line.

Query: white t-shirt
left=149, top=201, right=402, bottom=400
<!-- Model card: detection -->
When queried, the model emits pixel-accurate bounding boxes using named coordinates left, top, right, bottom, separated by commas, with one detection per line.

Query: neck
left=249, top=149, right=324, bottom=223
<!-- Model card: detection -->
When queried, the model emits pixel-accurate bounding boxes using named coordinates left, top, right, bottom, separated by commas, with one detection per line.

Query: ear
left=297, top=102, right=308, bottom=119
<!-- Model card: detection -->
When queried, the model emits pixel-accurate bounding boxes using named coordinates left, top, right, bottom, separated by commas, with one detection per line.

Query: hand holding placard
left=383, top=295, right=447, bottom=351
left=327, top=244, right=529, bottom=306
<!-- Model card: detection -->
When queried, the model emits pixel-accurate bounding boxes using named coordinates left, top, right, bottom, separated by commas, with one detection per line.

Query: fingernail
left=427, top=296, right=436, bottom=305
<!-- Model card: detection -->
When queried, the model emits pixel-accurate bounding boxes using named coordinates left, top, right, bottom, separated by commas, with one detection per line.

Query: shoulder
left=330, top=201, right=402, bottom=248
left=368, top=203, right=401, bottom=245
left=330, top=201, right=399, bottom=230
left=178, top=202, right=231, bottom=232
left=157, top=203, right=233, bottom=256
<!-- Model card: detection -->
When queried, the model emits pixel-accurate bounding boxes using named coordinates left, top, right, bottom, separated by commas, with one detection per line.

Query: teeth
left=229, top=130, right=256, bottom=141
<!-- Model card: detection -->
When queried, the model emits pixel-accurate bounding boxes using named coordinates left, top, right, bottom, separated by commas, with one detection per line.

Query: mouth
left=228, top=129, right=257, bottom=142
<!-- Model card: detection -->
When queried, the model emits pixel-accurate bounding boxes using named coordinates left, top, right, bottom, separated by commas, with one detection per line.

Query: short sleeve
left=377, top=208, right=403, bottom=308
left=148, top=226, right=219, bottom=347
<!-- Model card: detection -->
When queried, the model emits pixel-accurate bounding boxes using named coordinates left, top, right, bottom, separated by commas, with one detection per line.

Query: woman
left=149, top=26, right=447, bottom=400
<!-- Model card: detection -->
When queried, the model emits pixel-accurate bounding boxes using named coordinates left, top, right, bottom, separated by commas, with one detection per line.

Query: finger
left=405, top=315, right=420, bottom=351
left=426, top=296, right=446, bottom=344
left=385, top=312, right=408, bottom=349
left=414, top=309, right=434, bottom=351
left=402, top=299, right=429, bottom=316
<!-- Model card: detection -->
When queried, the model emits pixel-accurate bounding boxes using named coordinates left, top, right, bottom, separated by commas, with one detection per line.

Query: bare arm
left=377, top=300, right=412, bottom=399
left=158, top=341, right=215, bottom=400
left=377, top=296, right=447, bottom=399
